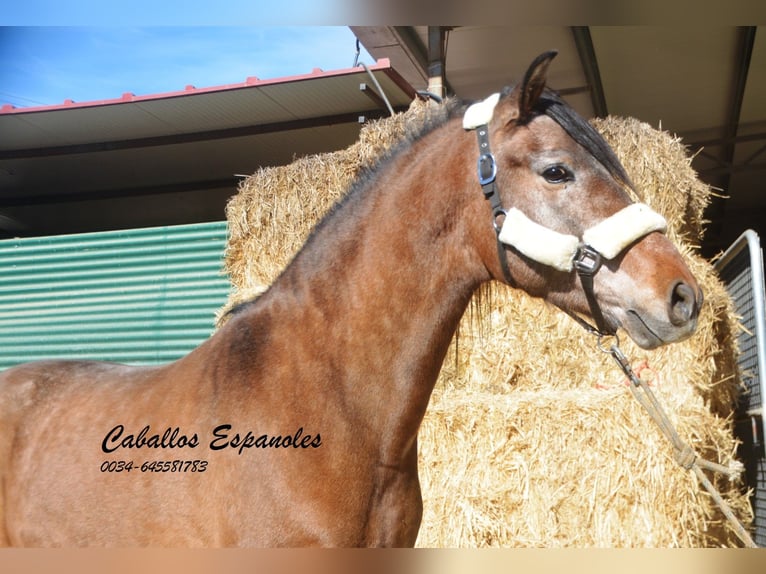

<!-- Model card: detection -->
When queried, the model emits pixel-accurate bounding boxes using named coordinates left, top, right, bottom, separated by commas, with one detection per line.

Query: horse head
left=466, top=51, right=701, bottom=349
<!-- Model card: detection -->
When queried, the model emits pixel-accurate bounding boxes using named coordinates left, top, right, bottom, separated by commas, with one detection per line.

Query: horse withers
left=0, top=51, right=700, bottom=546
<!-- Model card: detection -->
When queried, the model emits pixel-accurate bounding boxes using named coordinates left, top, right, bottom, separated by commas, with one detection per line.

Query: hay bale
left=221, top=99, right=435, bottom=314
left=591, top=116, right=712, bottom=248
left=416, top=252, right=749, bottom=547
left=220, top=103, right=752, bottom=546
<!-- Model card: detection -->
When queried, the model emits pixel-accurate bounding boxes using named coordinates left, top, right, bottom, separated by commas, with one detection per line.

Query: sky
left=3, top=1, right=758, bottom=110
left=0, top=0, right=357, bottom=26
left=0, top=26, right=373, bottom=109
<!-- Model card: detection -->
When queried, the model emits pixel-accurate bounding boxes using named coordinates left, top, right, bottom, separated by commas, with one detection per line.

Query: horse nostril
left=669, top=282, right=698, bottom=326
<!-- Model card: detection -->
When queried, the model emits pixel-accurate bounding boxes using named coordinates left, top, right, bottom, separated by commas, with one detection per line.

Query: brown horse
left=0, top=52, right=701, bottom=547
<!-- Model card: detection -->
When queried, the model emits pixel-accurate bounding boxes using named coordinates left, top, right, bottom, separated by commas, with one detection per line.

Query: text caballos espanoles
left=101, top=424, right=322, bottom=455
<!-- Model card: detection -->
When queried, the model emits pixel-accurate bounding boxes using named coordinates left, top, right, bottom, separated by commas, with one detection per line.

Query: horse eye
left=542, top=165, right=572, bottom=184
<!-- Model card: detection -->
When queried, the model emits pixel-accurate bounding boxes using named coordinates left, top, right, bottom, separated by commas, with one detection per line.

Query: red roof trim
left=1, top=59, right=404, bottom=115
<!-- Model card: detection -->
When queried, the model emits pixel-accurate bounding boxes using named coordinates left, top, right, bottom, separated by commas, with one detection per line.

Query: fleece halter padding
left=498, top=204, right=667, bottom=272
left=463, top=92, right=501, bottom=130
left=497, top=208, right=580, bottom=272
left=463, top=93, right=668, bottom=273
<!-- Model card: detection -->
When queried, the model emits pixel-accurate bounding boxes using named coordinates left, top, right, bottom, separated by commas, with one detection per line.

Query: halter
left=464, top=92, right=758, bottom=549
left=463, top=93, right=668, bottom=336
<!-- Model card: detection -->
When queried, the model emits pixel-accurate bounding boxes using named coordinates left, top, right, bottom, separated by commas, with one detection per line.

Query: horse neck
left=236, top=122, right=489, bottom=459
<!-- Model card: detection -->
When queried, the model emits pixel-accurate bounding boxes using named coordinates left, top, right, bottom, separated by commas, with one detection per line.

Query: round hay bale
left=219, top=103, right=753, bottom=546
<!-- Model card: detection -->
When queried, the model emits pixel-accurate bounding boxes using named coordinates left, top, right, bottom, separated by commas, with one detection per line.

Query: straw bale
left=591, top=116, right=712, bottom=247
left=220, top=102, right=752, bottom=546
left=417, top=250, right=749, bottom=547
left=221, top=98, right=435, bottom=314
left=417, top=385, right=749, bottom=547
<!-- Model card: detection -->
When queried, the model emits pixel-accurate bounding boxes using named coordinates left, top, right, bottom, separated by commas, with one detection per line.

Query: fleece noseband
left=463, top=94, right=668, bottom=335
left=498, top=203, right=667, bottom=273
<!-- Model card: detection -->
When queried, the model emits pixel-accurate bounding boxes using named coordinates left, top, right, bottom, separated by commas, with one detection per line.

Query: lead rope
left=596, top=335, right=758, bottom=547
left=464, top=100, right=757, bottom=546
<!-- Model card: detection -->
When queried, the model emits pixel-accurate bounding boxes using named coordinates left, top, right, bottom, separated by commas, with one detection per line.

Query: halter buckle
left=477, top=153, right=497, bottom=187
left=573, top=244, right=602, bottom=276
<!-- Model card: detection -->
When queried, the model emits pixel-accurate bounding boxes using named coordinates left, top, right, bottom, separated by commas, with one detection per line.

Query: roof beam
left=1, top=178, right=238, bottom=207
left=351, top=26, right=429, bottom=89
left=722, top=26, right=757, bottom=180
left=571, top=27, right=608, bottom=118
left=688, top=130, right=766, bottom=149
left=427, top=26, right=446, bottom=99
left=393, top=26, right=428, bottom=77
left=0, top=108, right=407, bottom=160
left=704, top=26, right=757, bottom=250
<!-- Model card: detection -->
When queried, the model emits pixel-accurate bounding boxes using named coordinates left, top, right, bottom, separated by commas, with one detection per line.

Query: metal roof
left=0, top=59, right=415, bottom=236
left=4, top=25, right=766, bottom=256
left=352, top=26, right=766, bottom=256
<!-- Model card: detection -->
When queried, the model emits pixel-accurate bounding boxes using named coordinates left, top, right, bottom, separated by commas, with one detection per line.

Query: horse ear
left=518, top=50, right=558, bottom=120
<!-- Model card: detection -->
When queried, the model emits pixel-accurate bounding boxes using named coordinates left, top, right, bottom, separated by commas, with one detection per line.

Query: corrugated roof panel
left=0, top=116, right=64, bottom=150
left=0, top=120, right=366, bottom=200
left=264, top=72, right=403, bottom=119
left=0, top=61, right=415, bottom=150
left=0, top=221, right=231, bottom=369
left=1, top=105, right=180, bottom=149
left=134, top=88, right=295, bottom=133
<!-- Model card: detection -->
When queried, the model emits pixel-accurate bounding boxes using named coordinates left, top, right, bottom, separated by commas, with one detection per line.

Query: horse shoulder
left=0, top=360, right=167, bottom=460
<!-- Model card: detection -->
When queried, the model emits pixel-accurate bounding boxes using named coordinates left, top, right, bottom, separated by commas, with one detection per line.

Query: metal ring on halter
left=573, top=244, right=603, bottom=276
left=478, top=153, right=498, bottom=186
left=597, top=332, right=620, bottom=354
left=492, top=209, right=507, bottom=233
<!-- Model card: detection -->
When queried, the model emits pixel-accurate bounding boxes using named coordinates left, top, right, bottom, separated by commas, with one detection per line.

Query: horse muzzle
left=614, top=255, right=703, bottom=350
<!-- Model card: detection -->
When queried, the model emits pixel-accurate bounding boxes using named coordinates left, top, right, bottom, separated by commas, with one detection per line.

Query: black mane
left=224, top=99, right=466, bottom=318
left=337, top=98, right=466, bottom=204
left=225, top=88, right=629, bottom=318
left=284, top=99, right=466, bottom=256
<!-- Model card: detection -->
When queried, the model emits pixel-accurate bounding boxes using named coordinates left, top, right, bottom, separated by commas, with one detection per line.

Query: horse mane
left=223, top=99, right=466, bottom=318
left=286, top=98, right=467, bottom=264
left=278, top=82, right=636, bottom=263
left=225, top=86, right=630, bottom=318
left=311, top=97, right=466, bottom=233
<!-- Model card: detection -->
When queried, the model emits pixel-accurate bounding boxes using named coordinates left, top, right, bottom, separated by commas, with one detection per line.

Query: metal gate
left=0, top=221, right=231, bottom=370
left=714, top=229, right=766, bottom=546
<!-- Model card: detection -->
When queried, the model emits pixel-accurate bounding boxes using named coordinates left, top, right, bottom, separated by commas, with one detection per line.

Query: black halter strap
left=572, top=245, right=614, bottom=336
left=474, top=124, right=515, bottom=286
